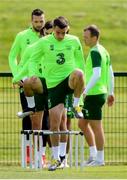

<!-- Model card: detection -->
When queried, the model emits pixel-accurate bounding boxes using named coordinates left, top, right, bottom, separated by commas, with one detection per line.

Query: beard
left=33, top=26, right=43, bottom=32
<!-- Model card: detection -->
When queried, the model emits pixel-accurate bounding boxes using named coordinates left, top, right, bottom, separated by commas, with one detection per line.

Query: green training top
left=85, top=43, right=111, bottom=95
left=9, top=27, right=40, bottom=77
left=28, top=33, right=85, bottom=88
left=13, top=44, right=43, bottom=83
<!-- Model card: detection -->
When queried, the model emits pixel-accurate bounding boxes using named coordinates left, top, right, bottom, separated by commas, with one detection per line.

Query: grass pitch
left=0, top=165, right=127, bottom=179
left=0, top=0, right=127, bottom=72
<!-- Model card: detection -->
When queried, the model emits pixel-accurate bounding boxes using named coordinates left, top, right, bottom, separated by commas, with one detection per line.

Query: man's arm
left=28, top=38, right=44, bottom=77
left=13, top=38, right=44, bottom=83
left=83, top=50, right=101, bottom=96
left=84, top=67, right=101, bottom=95
left=12, top=61, right=29, bottom=83
left=13, top=46, right=33, bottom=83
left=107, top=65, right=115, bottom=106
left=108, top=65, right=114, bottom=95
left=8, top=34, right=21, bottom=76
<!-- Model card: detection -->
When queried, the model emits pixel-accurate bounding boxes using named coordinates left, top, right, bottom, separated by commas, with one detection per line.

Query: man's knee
left=25, top=76, right=43, bottom=94
left=31, top=77, right=41, bottom=90
left=69, top=69, right=84, bottom=88
left=60, top=120, right=67, bottom=131
left=72, top=69, right=84, bottom=78
left=23, top=78, right=32, bottom=88
left=78, top=119, right=89, bottom=131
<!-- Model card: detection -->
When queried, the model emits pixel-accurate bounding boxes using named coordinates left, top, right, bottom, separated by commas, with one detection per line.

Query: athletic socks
left=89, top=145, right=97, bottom=158
left=73, top=97, right=80, bottom=107
left=52, top=146, right=60, bottom=160
left=26, top=96, right=35, bottom=108
left=96, top=150, right=104, bottom=162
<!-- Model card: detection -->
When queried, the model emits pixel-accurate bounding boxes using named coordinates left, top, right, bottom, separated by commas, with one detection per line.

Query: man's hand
left=107, top=94, right=115, bottom=107
left=17, top=80, right=24, bottom=86
left=13, top=80, right=23, bottom=88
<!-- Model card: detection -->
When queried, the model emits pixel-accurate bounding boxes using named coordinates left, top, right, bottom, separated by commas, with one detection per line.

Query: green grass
left=0, top=165, right=127, bottom=179
left=0, top=0, right=127, bottom=72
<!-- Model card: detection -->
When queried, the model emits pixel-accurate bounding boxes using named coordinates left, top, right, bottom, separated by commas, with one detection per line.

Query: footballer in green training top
left=28, top=25, right=85, bottom=89
left=18, top=16, right=85, bottom=171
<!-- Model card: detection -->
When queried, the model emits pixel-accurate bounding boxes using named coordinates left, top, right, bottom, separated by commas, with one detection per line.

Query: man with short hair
left=18, top=16, right=85, bottom=171
left=78, top=25, right=115, bottom=166
left=9, top=8, right=45, bottom=163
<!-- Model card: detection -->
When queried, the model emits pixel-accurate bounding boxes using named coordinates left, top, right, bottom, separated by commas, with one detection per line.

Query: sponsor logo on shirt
left=56, top=53, right=65, bottom=65
left=66, top=45, right=71, bottom=50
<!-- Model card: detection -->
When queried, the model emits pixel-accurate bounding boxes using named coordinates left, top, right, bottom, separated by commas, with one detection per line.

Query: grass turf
left=0, top=165, right=127, bottom=179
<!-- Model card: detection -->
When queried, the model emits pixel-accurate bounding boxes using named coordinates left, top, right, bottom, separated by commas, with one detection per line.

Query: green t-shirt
left=85, top=43, right=111, bottom=95
left=28, top=33, right=85, bottom=88
left=9, top=27, right=40, bottom=77
left=13, top=44, right=44, bottom=83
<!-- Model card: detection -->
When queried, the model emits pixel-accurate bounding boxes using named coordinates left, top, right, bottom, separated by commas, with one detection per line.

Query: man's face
left=83, top=30, right=93, bottom=46
left=83, top=30, right=97, bottom=47
left=44, top=28, right=53, bottom=35
left=53, top=26, right=68, bottom=41
left=32, top=14, right=45, bottom=32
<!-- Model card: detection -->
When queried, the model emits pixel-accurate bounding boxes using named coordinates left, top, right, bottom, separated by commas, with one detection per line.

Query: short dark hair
left=31, top=9, right=44, bottom=19
left=84, top=25, right=100, bottom=39
left=53, top=16, right=69, bottom=29
left=44, top=20, right=53, bottom=30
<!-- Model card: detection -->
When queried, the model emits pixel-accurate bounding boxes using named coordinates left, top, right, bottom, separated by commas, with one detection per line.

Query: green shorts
left=65, top=94, right=74, bottom=118
left=48, top=76, right=74, bottom=109
left=34, top=77, right=48, bottom=111
left=82, top=94, right=106, bottom=120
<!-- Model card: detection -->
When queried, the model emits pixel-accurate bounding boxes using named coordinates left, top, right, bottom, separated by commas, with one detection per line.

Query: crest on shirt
left=50, top=44, right=54, bottom=50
